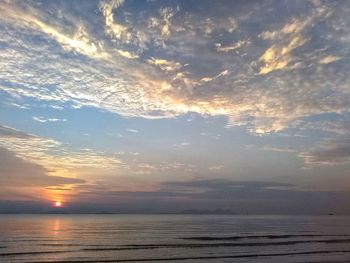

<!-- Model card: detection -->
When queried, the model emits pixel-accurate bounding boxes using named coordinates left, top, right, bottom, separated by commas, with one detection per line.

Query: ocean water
left=0, top=215, right=350, bottom=263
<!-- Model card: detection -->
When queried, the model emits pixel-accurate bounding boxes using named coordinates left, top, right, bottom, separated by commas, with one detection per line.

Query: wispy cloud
left=209, top=165, right=224, bottom=171
left=126, top=128, right=139, bottom=133
left=116, top=49, right=139, bottom=59
left=0, top=2, right=108, bottom=60
left=0, top=125, right=123, bottom=177
left=33, top=116, right=67, bottom=123
left=258, top=35, right=309, bottom=74
left=261, top=146, right=297, bottom=153
left=132, top=161, right=195, bottom=175
left=100, top=0, right=129, bottom=43
left=200, top=70, right=229, bottom=83
left=215, top=40, right=249, bottom=52
left=319, top=55, right=341, bottom=64
left=148, top=57, right=182, bottom=72
left=173, top=142, right=191, bottom=149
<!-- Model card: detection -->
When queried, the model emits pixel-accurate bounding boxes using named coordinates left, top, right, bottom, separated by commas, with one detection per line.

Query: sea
left=1, top=214, right=350, bottom=263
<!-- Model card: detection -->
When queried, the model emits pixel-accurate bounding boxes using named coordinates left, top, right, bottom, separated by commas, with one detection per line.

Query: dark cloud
left=301, top=140, right=350, bottom=165
left=163, top=179, right=293, bottom=191
left=71, top=179, right=295, bottom=201
left=0, top=125, right=34, bottom=139
left=0, top=147, right=85, bottom=187
left=11, top=178, right=348, bottom=214
left=0, top=177, right=349, bottom=214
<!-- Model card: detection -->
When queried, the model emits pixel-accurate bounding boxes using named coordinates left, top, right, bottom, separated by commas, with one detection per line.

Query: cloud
left=200, top=70, right=229, bottom=83
left=173, top=142, right=191, bottom=149
left=209, top=165, right=224, bottom=171
left=258, top=35, right=309, bottom=74
left=5, top=177, right=347, bottom=214
left=259, top=19, right=308, bottom=40
left=1, top=0, right=350, bottom=135
left=0, top=2, right=108, bottom=60
left=162, top=179, right=294, bottom=193
left=300, top=140, right=350, bottom=165
left=319, top=55, right=341, bottom=64
left=157, top=7, right=177, bottom=46
left=199, top=16, right=237, bottom=36
left=215, top=40, right=249, bottom=52
left=116, top=49, right=139, bottom=59
left=258, top=5, right=332, bottom=75
left=67, top=178, right=297, bottom=205
left=4, top=102, right=30, bottom=110
left=297, top=119, right=350, bottom=135
left=0, top=125, right=122, bottom=177
left=261, top=146, right=297, bottom=153
left=100, top=0, right=130, bottom=43
left=148, top=57, right=182, bottom=72
left=0, top=125, right=33, bottom=139
left=126, top=128, right=138, bottom=133
left=0, top=147, right=84, bottom=187
left=33, top=116, right=67, bottom=123
left=129, top=161, right=195, bottom=175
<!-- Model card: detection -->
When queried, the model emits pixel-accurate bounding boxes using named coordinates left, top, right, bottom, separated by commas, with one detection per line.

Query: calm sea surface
left=1, top=214, right=350, bottom=262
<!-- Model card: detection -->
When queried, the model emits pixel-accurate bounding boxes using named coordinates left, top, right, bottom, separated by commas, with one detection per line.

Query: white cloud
left=259, top=35, right=309, bottom=74
left=126, top=128, right=139, bottom=133
left=173, top=142, right=191, bottom=149
left=319, top=55, right=341, bottom=64
left=215, top=40, right=249, bottom=52
left=5, top=102, right=30, bottom=110
left=148, top=57, right=182, bottom=72
left=209, top=165, right=224, bottom=171
left=117, top=49, right=139, bottom=59
left=132, top=161, right=195, bottom=175
left=100, top=0, right=130, bottom=43
left=33, top=116, right=67, bottom=123
left=0, top=3, right=108, bottom=60
left=261, top=146, right=297, bottom=153
left=201, top=70, right=229, bottom=83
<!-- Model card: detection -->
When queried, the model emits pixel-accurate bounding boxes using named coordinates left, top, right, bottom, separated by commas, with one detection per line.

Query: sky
left=0, top=0, right=350, bottom=214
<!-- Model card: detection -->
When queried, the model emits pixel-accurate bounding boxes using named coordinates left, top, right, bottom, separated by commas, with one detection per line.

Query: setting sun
left=54, top=201, right=62, bottom=207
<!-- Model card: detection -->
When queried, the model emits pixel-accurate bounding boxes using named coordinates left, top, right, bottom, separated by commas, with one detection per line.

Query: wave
left=0, top=250, right=72, bottom=257
left=3, top=238, right=350, bottom=257
left=181, top=234, right=350, bottom=241
left=1, top=239, right=74, bottom=242
left=39, top=244, right=108, bottom=247
left=22, top=249, right=350, bottom=263
left=81, top=238, right=350, bottom=251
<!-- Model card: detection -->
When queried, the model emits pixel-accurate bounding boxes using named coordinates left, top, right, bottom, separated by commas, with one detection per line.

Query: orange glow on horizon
left=54, top=201, right=62, bottom=207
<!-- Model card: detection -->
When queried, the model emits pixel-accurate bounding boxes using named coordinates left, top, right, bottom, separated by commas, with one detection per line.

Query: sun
left=54, top=201, right=62, bottom=207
